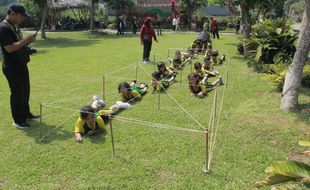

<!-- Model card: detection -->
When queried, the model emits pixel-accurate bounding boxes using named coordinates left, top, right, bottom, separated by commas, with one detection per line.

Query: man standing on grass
left=210, top=17, right=220, bottom=39
left=0, top=4, right=39, bottom=129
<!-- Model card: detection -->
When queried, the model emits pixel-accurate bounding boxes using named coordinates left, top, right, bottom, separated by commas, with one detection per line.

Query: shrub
left=248, top=59, right=273, bottom=73
left=237, top=43, right=244, bottom=55
left=301, top=74, right=310, bottom=88
left=108, top=23, right=116, bottom=29
left=264, top=64, right=287, bottom=91
left=227, top=23, right=234, bottom=28
left=301, top=65, right=310, bottom=88
left=247, top=19, right=297, bottom=65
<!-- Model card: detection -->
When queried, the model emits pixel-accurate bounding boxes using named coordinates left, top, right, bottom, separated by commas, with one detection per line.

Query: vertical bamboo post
left=180, top=68, right=183, bottom=85
left=214, top=88, right=217, bottom=118
left=103, top=75, right=106, bottom=101
left=157, top=90, right=161, bottom=111
left=153, top=54, right=156, bottom=63
left=39, top=103, right=43, bottom=141
left=135, top=62, right=138, bottom=80
left=204, top=129, right=209, bottom=173
left=109, top=116, right=115, bottom=155
left=190, top=60, right=193, bottom=73
left=167, top=48, right=170, bottom=58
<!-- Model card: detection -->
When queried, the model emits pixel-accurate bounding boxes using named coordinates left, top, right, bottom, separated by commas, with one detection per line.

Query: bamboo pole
left=103, top=75, right=106, bottom=100
left=135, top=62, right=138, bottom=80
left=180, top=68, right=183, bottom=85
left=204, top=129, right=209, bottom=173
left=109, top=116, right=115, bottom=155
left=190, top=61, right=193, bottom=73
left=39, top=103, right=43, bottom=141
left=157, top=89, right=161, bottom=111
left=214, top=88, right=217, bottom=118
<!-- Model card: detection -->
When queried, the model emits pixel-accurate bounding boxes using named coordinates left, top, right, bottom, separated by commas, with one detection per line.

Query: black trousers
left=132, top=26, right=137, bottom=34
left=212, top=29, right=220, bottom=39
left=143, top=40, right=152, bottom=61
left=2, top=64, right=31, bottom=123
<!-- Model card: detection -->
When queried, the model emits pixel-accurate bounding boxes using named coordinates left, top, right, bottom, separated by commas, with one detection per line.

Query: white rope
left=207, top=50, right=230, bottom=169
left=114, top=116, right=204, bottom=134
left=104, top=63, right=137, bottom=76
left=39, top=111, right=78, bottom=142
left=139, top=65, right=206, bottom=130
left=44, top=63, right=137, bottom=104
left=207, top=88, right=216, bottom=162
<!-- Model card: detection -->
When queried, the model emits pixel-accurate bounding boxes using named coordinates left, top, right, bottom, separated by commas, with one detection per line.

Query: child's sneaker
left=140, top=82, right=148, bottom=88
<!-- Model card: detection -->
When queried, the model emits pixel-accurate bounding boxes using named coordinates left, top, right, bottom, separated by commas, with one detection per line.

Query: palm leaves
left=256, top=134, right=310, bottom=189
left=246, top=18, right=297, bottom=65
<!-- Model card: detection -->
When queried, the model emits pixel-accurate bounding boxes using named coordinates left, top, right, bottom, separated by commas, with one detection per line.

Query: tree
left=18, top=0, right=48, bottom=38
left=281, top=0, right=310, bottom=111
left=103, top=0, right=134, bottom=16
left=178, top=0, right=208, bottom=26
left=90, top=0, right=100, bottom=31
left=0, top=0, right=16, bottom=6
left=226, top=0, right=283, bottom=57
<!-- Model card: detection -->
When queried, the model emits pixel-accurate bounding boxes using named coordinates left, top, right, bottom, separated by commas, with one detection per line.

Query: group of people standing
left=202, top=16, right=220, bottom=39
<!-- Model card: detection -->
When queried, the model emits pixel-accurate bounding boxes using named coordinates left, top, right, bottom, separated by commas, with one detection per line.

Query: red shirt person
left=140, top=17, right=158, bottom=63
left=210, top=17, right=220, bottom=39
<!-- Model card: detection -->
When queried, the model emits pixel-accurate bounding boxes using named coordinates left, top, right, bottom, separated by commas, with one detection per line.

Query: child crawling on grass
left=74, top=105, right=105, bottom=142
left=188, top=73, right=223, bottom=98
left=75, top=97, right=131, bottom=142
left=151, top=62, right=176, bottom=93
left=118, top=81, right=148, bottom=103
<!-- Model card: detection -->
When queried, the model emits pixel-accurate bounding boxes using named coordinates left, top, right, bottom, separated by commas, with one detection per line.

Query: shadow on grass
left=83, top=31, right=139, bottom=40
left=295, top=102, right=310, bottom=124
left=87, top=129, right=107, bottom=144
left=23, top=120, right=72, bottom=144
left=33, top=32, right=139, bottom=49
left=25, top=120, right=109, bottom=144
left=34, top=37, right=101, bottom=48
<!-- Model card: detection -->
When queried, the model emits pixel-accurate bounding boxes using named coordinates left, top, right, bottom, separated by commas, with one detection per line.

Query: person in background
left=132, top=16, right=138, bottom=35
left=117, top=17, right=125, bottom=35
left=140, top=17, right=158, bottom=63
left=156, top=14, right=162, bottom=36
left=0, top=4, right=39, bottom=129
left=210, top=17, right=219, bottom=39
left=235, top=20, right=240, bottom=34
left=203, top=16, right=210, bottom=32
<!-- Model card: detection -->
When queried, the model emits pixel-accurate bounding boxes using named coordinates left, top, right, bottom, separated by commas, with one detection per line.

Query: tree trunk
left=90, top=0, right=95, bottom=31
left=280, top=0, right=310, bottom=111
left=188, top=9, right=192, bottom=28
left=40, top=6, right=48, bottom=39
left=241, top=3, right=251, bottom=58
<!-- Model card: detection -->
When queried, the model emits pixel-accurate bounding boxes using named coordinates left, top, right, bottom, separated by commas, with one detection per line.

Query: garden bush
left=247, top=19, right=297, bottom=65
left=237, top=43, right=244, bottom=55
left=108, top=23, right=116, bottom=29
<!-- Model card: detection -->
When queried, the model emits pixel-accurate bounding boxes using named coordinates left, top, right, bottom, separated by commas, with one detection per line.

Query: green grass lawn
left=0, top=32, right=309, bottom=189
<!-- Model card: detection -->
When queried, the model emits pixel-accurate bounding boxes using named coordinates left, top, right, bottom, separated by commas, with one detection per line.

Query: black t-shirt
left=0, top=20, right=28, bottom=66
